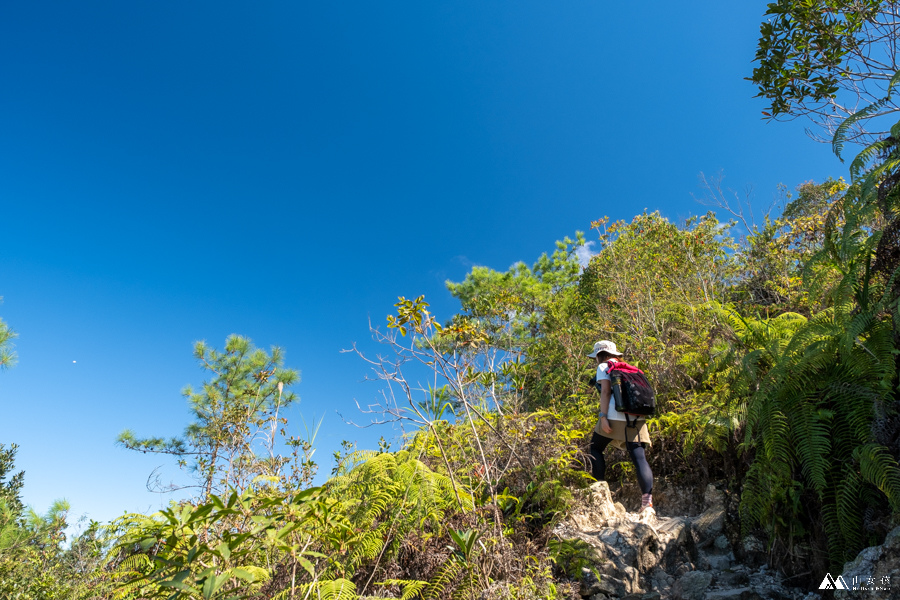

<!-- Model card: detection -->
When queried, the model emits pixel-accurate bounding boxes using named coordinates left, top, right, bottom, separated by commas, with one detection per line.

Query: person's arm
left=598, top=379, right=612, bottom=434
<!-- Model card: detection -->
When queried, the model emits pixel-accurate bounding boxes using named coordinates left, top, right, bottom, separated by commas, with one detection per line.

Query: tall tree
left=0, top=303, right=17, bottom=370
left=750, top=0, right=895, bottom=143
left=0, top=444, right=24, bottom=519
left=734, top=178, right=848, bottom=314
left=444, top=235, right=586, bottom=410
left=445, top=234, right=585, bottom=355
left=118, top=335, right=301, bottom=500
left=577, top=211, right=737, bottom=407
left=0, top=444, right=25, bottom=556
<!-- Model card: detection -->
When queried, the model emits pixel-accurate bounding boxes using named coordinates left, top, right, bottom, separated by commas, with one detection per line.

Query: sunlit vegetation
left=3, top=3, right=900, bottom=597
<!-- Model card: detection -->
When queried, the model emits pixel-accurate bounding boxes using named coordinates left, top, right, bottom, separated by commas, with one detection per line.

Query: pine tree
left=0, top=310, right=16, bottom=370
left=118, top=335, right=300, bottom=500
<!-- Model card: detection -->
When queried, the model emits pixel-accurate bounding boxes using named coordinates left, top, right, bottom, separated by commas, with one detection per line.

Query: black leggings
left=589, top=432, right=653, bottom=495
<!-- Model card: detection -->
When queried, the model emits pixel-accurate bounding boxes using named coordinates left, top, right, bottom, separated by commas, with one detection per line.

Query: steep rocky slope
left=552, top=481, right=900, bottom=600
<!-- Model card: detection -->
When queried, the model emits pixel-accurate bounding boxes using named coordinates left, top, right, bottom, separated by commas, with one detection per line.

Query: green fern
left=422, top=559, right=462, bottom=600
left=320, top=449, right=473, bottom=586
left=296, top=578, right=358, bottom=600
left=726, top=105, right=900, bottom=569
left=375, top=579, right=429, bottom=600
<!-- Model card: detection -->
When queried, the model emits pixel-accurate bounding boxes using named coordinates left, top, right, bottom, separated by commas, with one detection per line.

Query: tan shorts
left=594, top=417, right=651, bottom=449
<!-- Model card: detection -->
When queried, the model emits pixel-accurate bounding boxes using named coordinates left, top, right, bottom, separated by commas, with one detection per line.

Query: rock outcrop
left=553, top=481, right=822, bottom=600
left=834, top=525, right=900, bottom=600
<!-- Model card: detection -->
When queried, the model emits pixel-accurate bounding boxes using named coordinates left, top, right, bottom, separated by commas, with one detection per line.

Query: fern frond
left=855, top=444, right=900, bottom=511
left=376, top=579, right=429, bottom=600
left=834, top=85, right=897, bottom=162
left=422, top=559, right=462, bottom=600
left=450, top=570, right=476, bottom=600
left=835, top=465, right=864, bottom=560
left=299, top=578, right=358, bottom=600
left=792, top=403, right=831, bottom=495
left=345, top=524, right=387, bottom=571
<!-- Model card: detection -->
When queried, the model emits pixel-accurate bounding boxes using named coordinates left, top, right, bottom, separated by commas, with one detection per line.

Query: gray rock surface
left=704, top=588, right=753, bottom=599
left=560, top=481, right=900, bottom=600
left=579, top=567, right=625, bottom=597
left=834, top=525, right=900, bottom=600
left=555, top=482, right=699, bottom=597
left=693, top=485, right=725, bottom=548
left=714, top=569, right=750, bottom=588
left=672, top=570, right=712, bottom=600
left=558, top=481, right=818, bottom=600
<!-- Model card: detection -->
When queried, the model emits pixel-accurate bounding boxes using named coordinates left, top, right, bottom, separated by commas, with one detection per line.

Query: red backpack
left=607, top=361, right=657, bottom=419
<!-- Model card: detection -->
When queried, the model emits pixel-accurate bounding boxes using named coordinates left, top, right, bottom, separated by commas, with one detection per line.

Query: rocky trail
left=552, top=482, right=900, bottom=600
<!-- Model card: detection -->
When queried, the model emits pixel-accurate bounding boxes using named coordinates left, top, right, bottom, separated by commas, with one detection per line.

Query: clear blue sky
left=1, top=1, right=839, bottom=525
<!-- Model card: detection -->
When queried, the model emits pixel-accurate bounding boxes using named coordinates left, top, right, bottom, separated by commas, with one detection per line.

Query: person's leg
left=589, top=433, right=613, bottom=481
left=625, top=441, right=654, bottom=506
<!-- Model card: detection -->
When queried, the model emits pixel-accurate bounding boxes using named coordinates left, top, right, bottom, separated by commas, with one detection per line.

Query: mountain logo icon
left=820, top=573, right=849, bottom=590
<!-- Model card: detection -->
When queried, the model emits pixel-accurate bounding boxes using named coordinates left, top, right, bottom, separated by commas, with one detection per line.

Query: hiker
left=587, top=340, right=655, bottom=511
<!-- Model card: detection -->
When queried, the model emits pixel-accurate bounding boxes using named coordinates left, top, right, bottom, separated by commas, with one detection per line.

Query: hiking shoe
left=640, top=493, right=653, bottom=512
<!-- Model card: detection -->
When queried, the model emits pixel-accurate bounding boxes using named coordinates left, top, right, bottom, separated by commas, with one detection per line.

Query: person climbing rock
left=587, top=340, right=655, bottom=511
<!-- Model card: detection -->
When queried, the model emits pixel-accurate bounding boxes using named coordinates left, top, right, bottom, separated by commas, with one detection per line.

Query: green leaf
left=229, top=566, right=269, bottom=583
left=296, top=556, right=316, bottom=578
left=159, top=579, right=202, bottom=594
left=216, top=541, right=232, bottom=561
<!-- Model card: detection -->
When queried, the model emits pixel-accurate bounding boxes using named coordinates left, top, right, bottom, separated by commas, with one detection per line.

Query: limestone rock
left=706, top=553, right=734, bottom=570
left=714, top=568, right=750, bottom=588
left=655, top=516, right=698, bottom=575
left=693, top=485, right=725, bottom=547
left=739, top=534, right=766, bottom=567
left=561, top=479, right=814, bottom=600
left=570, top=481, right=624, bottom=530
left=747, top=566, right=808, bottom=600
left=705, top=588, right=754, bottom=600
left=556, top=489, right=697, bottom=596
left=621, top=565, right=641, bottom=593
left=835, top=525, right=900, bottom=600
left=579, top=567, right=624, bottom=597
left=704, top=484, right=725, bottom=509
left=672, top=570, right=712, bottom=600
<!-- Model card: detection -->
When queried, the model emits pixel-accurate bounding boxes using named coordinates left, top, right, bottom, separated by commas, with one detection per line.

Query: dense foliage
left=0, top=310, right=16, bottom=370
left=4, top=4, right=900, bottom=597
left=750, top=0, right=899, bottom=143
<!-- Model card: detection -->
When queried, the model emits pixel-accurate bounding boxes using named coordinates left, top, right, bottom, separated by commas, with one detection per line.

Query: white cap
left=587, top=340, right=623, bottom=358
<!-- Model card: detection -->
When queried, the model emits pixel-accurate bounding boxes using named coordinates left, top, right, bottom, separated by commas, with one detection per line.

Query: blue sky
left=1, top=1, right=839, bottom=525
